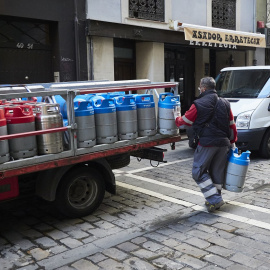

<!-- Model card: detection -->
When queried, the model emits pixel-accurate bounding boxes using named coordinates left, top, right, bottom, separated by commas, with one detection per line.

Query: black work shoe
left=205, top=200, right=225, bottom=212
left=205, top=201, right=221, bottom=210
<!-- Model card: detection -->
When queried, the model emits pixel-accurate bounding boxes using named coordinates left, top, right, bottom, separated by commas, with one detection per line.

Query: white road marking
left=116, top=158, right=194, bottom=174
left=124, top=173, right=202, bottom=196
left=117, top=168, right=270, bottom=215
left=117, top=182, right=194, bottom=207
left=117, top=181, right=270, bottom=231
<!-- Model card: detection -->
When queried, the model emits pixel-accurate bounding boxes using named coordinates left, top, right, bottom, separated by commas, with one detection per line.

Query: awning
left=169, top=21, right=266, bottom=48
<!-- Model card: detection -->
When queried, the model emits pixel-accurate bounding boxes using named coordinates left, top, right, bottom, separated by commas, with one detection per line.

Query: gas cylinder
left=35, top=103, right=64, bottom=154
left=25, top=102, right=47, bottom=116
left=106, top=92, right=125, bottom=99
left=158, top=93, right=180, bottom=135
left=0, top=107, right=10, bottom=163
left=224, top=147, right=251, bottom=192
left=93, top=98, right=118, bottom=144
left=54, top=95, right=94, bottom=119
left=74, top=100, right=96, bottom=148
left=135, top=94, right=156, bottom=136
left=5, top=105, right=37, bottom=159
left=115, top=95, right=138, bottom=140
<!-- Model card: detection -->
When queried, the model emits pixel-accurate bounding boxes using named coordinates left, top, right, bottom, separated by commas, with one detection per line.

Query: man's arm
left=175, top=104, right=197, bottom=127
left=229, top=109, right=237, bottom=143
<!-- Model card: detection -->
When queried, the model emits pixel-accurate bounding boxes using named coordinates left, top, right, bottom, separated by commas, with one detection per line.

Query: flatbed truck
left=0, top=80, right=181, bottom=217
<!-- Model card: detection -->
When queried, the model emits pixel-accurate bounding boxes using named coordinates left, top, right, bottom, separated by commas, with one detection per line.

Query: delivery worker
left=173, top=77, right=237, bottom=212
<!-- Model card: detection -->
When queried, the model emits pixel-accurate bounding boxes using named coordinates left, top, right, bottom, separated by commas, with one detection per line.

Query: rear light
left=0, top=177, right=19, bottom=200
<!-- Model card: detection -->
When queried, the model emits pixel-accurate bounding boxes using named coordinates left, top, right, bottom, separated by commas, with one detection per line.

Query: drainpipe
left=87, top=36, right=94, bottom=80
left=253, top=0, right=257, bottom=33
left=74, top=0, right=80, bottom=80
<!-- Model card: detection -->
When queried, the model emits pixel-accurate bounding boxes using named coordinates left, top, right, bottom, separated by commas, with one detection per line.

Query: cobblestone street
left=1, top=139, right=270, bottom=270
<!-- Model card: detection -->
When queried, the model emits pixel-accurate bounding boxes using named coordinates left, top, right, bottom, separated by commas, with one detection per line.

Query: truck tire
left=259, top=129, right=270, bottom=158
left=55, top=167, right=105, bottom=218
left=106, top=153, right=130, bottom=169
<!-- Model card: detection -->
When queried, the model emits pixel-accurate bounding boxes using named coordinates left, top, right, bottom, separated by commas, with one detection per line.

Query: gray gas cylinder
left=93, top=98, right=118, bottom=144
left=0, top=107, right=10, bottom=163
left=5, top=105, right=37, bottom=159
left=35, top=103, right=64, bottom=154
left=158, top=93, right=180, bottom=135
left=74, top=100, right=96, bottom=148
left=135, top=94, right=156, bottom=136
left=224, top=148, right=251, bottom=192
left=115, top=95, right=138, bottom=140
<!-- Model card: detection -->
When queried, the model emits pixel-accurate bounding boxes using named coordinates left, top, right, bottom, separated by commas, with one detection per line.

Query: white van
left=216, top=66, right=270, bottom=158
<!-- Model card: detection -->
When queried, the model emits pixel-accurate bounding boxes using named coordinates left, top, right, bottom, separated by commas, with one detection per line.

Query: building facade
left=0, top=0, right=267, bottom=115
left=0, top=0, right=88, bottom=84
left=87, top=0, right=267, bottom=113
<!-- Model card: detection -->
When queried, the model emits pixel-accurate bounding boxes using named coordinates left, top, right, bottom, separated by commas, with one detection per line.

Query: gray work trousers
left=192, top=145, right=229, bottom=204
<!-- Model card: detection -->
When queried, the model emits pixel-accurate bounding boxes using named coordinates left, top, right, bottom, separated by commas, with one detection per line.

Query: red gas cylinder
left=0, top=108, right=10, bottom=163
left=5, top=105, right=37, bottom=160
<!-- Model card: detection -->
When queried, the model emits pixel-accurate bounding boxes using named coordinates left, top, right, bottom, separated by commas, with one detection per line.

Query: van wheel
left=259, top=129, right=270, bottom=158
left=55, top=167, right=105, bottom=218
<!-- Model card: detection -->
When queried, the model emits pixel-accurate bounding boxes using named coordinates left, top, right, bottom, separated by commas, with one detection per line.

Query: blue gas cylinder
left=158, top=93, right=180, bottom=135
left=74, top=101, right=96, bottom=148
left=115, top=95, right=137, bottom=140
left=93, top=98, right=118, bottom=144
left=106, top=92, right=125, bottom=99
left=135, top=94, right=156, bottom=136
left=224, top=148, right=251, bottom=192
left=54, top=94, right=96, bottom=118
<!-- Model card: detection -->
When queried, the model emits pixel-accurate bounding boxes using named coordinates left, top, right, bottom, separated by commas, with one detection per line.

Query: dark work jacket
left=193, top=89, right=231, bottom=147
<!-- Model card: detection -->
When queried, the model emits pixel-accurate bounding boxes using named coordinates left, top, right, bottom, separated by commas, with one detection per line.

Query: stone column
left=136, top=42, right=165, bottom=107
left=92, top=36, right=114, bottom=81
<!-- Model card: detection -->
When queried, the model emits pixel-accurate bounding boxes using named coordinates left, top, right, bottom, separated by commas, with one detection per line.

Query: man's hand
left=173, top=106, right=181, bottom=120
left=230, top=143, right=236, bottom=149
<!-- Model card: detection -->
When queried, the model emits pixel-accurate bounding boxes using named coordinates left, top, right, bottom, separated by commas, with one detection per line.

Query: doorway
left=165, top=45, right=195, bottom=115
left=114, top=39, right=136, bottom=81
left=0, top=17, right=53, bottom=84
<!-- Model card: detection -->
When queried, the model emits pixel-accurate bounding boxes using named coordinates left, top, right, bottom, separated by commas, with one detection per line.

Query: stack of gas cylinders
left=0, top=99, right=64, bottom=163
left=56, top=91, right=180, bottom=147
left=0, top=91, right=180, bottom=164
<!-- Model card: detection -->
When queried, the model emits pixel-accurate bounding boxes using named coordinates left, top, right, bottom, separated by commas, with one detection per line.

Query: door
left=0, top=17, right=53, bottom=84
left=165, top=46, right=195, bottom=115
left=114, top=39, right=136, bottom=81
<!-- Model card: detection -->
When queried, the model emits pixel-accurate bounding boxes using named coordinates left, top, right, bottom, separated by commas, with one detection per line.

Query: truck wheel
left=259, top=129, right=270, bottom=158
left=55, top=167, right=105, bottom=218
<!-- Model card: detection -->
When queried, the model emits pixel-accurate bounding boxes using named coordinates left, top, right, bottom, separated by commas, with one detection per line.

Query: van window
left=216, top=70, right=270, bottom=98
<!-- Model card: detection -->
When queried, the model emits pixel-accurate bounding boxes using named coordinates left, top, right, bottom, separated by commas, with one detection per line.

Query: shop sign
left=189, top=40, right=237, bottom=49
left=184, top=26, right=266, bottom=48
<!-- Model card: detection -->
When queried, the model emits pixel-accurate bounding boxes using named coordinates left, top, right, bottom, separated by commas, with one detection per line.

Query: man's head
left=199, top=77, right=216, bottom=93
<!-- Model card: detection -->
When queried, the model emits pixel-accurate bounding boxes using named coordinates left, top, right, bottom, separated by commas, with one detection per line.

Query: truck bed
left=0, top=80, right=180, bottom=179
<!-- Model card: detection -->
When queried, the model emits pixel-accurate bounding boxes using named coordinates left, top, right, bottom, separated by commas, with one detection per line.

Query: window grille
left=129, top=0, right=165, bottom=22
left=267, top=0, right=270, bottom=24
left=212, top=0, right=236, bottom=30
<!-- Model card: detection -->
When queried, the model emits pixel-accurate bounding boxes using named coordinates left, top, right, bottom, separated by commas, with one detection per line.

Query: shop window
left=129, top=0, right=164, bottom=22
left=212, top=0, right=236, bottom=30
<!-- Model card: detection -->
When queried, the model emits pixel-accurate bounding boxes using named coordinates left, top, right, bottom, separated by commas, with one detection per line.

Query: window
left=212, top=0, right=236, bottom=30
left=216, top=70, right=270, bottom=98
left=129, top=0, right=164, bottom=22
